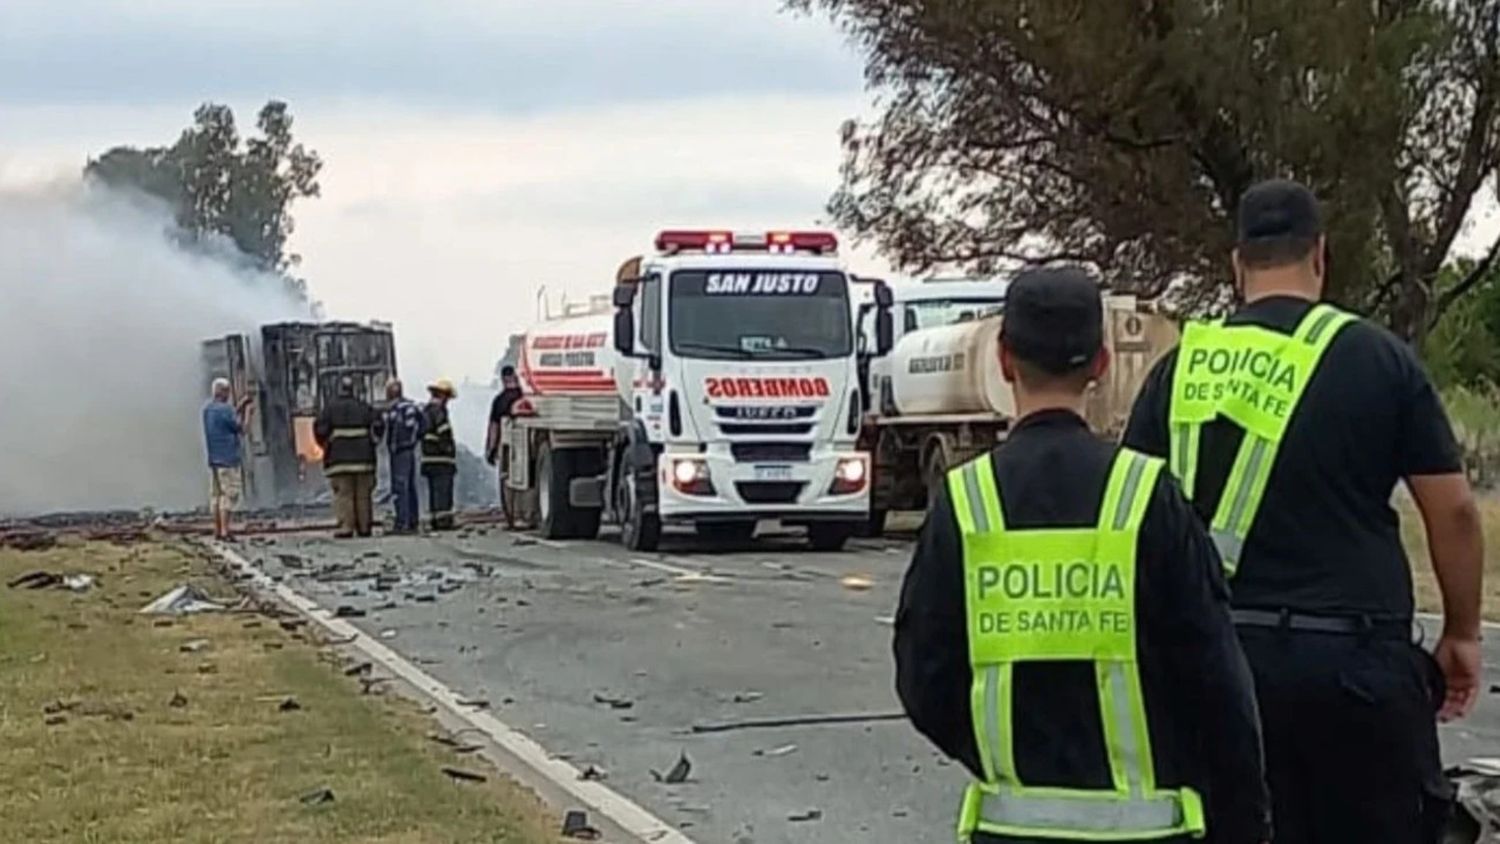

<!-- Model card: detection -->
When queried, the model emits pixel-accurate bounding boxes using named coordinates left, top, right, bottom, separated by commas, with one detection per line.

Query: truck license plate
left=754, top=464, right=793, bottom=481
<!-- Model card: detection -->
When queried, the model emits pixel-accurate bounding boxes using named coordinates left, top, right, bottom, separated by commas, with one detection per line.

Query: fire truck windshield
left=668, top=270, right=852, bottom=361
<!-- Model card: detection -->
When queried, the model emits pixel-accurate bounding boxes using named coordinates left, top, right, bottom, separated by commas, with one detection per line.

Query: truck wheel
left=696, top=520, right=756, bottom=544
left=538, top=445, right=585, bottom=540
left=619, top=471, right=661, bottom=552
left=807, top=522, right=854, bottom=552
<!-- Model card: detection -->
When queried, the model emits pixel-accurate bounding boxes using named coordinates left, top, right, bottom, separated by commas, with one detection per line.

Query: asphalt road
left=238, top=525, right=1500, bottom=844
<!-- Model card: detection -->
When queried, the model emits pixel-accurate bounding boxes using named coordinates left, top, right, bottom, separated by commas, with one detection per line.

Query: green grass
left=0, top=539, right=557, bottom=844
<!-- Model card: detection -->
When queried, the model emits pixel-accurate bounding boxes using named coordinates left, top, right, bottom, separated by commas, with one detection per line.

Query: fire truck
left=502, top=230, right=893, bottom=551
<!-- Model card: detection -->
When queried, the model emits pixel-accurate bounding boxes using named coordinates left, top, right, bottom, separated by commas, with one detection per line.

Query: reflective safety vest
left=421, top=403, right=458, bottom=470
left=949, top=448, right=1205, bottom=842
left=1168, top=303, right=1355, bottom=573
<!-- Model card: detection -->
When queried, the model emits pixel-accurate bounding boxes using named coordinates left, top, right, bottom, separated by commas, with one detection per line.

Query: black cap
left=1237, top=179, right=1322, bottom=245
left=1001, top=267, right=1103, bottom=374
left=500, top=365, right=516, bottom=378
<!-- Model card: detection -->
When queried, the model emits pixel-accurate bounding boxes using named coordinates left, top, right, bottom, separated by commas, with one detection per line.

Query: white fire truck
left=502, top=230, right=893, bottom=551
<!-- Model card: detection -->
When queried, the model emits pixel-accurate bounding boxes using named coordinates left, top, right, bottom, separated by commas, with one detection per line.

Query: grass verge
left=0, top=538, right=557, bottom=844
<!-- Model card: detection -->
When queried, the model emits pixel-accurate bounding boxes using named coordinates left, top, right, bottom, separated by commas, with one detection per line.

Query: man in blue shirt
left=203, top=378, right=251, bottom=540
left=383, top=378, right=426, bottom=534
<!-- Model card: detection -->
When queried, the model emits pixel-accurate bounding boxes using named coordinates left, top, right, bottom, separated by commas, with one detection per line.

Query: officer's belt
left=1232, top=608, right=1410, bottom=638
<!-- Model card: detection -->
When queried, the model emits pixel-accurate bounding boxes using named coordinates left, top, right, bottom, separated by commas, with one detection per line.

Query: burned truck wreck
left=202, top=322, right=398, bottom=510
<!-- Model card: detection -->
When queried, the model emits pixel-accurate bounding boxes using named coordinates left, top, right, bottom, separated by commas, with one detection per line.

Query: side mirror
left=871, top=279, right=893, bottom=309
left=613, top=284, right=636, bottom=308
left=876, top=310, right=894, bottom=357
left=613, top=309, right=636, bottom=357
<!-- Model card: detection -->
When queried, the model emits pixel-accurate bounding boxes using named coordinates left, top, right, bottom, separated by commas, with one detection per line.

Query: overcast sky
left=0, top=0, right=876, bottom=387
left=3, top=1, right=1496, bottom=392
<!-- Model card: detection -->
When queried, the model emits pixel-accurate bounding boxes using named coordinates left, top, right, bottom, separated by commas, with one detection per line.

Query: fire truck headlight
left=830, top=457, right=868, bottom=495
left=670, top=458, right=714, bottom=495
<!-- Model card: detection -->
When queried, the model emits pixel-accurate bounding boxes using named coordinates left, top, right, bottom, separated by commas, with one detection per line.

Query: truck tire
left=537, top=444, right=575, bottom=540
left=808, top=522, right=854, bottom=552
left=695, top=520, right=756, bottom=544
left=618, top=466, right=661, bottom=552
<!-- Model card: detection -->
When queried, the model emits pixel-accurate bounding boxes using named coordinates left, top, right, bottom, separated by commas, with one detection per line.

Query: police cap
left=1000, top=267, right=1104, bottom=375
left=1237, top=179, right=1322, bottom=246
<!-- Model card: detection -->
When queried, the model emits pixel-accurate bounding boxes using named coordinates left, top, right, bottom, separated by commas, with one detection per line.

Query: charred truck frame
left=201, top=322, right=398, bottom=510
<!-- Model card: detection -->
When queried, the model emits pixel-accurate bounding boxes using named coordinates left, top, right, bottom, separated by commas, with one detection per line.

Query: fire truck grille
left=735, top=482, right=805, bottom=505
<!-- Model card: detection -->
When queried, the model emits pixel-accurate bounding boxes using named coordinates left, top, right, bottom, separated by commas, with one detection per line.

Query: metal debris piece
left=753, top=743, right=798, bottom=758
left=8, top=571, right=61, bottom=590
left=141, top=585, right=224, bottom=615
left=874, top=615, right=895, bottom=626
left=731, top=691, right=764, bottom=704
left=561, top=810, right=601, bottom=840
left=278, top=697, right=302, bottom=712
left=169, top=691, right=188, bottom=708
left=840, top=574, right=873, bottom=591
left=344, top=662, right=373, bottom=677
left=512, top=536, right=537, bottom=547
left=592, top=692, right=635, bottom=710
left=579, top=765, right=608, bottom=781
left=44, top=714, right=67, bottom=726
left=441, top=766, right=487, bottom=783
left=692, top=711, right=906, bottom=734
left=414, top=594, right=437, bottom=604
left=63, top=574, right=97, bottom=593
left=0, top=529, right=57, bottom=552
left=457, top=698, right=491, bottom=710
left=42, top=700, right=77, bottom=715
left=652, top=752, right=692, bottom=784
left=438, top=582, right=462, bottom=594
left=179, top=639, right=210, bottom=654
left=299, top=787, right=335, bottom=806
left=276, top=553, right=306, bottom=569
left=332, top=606, right=365, bottom=619
left=1447, top=764, right=1500, bottom=843
left=788, top=808, right=823, bottom=822
left=379, top=629, right=398, bottom=640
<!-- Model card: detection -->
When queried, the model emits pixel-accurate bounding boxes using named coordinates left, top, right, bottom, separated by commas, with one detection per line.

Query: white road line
left=628, top=557, right=732, bottom=584
left=205, top=540, right=697, bottom=844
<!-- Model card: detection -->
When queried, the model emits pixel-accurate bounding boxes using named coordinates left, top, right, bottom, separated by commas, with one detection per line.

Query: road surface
left=235, top=525, right=1500, bottom=844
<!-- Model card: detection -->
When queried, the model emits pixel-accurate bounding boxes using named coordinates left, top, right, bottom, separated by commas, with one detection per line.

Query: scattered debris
left=579, top=765, right=608, bottom=781
left=692, top=711, right=906, bottom=734
left=592, top=692, right=635, bottom=710
left=344, top=661, right=373, bottom=677
left=457, top=698, right=491, bottom=710
left=379, top=629, right=399, bottom=640
left=839, top=574, right=873, bottom=591
left=874, top=615, right=895, bottom=626
left=370, top=601, right=397, bottom=612
left=275, top=553, right=306, bottom=569
left=299, top=787, right=336, bottom=806
left=1447, top=763, right=1500, bottom=842
left=437, top=582, right=462, bottom=594
left=512, top=536, right=537, bottom=547
left=278, top=697, right=302, bottom=713
left=179, top=639, right=211, bottom=654
left=42, top=700, right=77, bottom=716
left=731, top=691, right=764, bottom=704
left=652, top=752, right=692, bottom=784
left=414, top=594, right=437, bottom=604
left=0, top=528, right=57, bottom=552
left=44, top=714, right=67, bottom=726
left=441, top=766, right=487, bottom=783
left=561, top=809, right=601, bottom=840
left=332, top=606, right=365, bottom=619
left=753, top=743, right=798, bottom=758
left=323, top=633, right=358, bottom=646
left=62, top=574, right=97, bottom=593
left=141, top=584, right=224, bottom=615
left=169, top=691, right=189, bottom=708
left=8, top=571, right=61, bottom=590
left=788, top=808, right=823, bottom=823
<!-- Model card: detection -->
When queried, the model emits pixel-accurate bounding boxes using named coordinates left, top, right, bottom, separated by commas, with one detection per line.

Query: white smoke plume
left=0, top=180, right=308, bottom=516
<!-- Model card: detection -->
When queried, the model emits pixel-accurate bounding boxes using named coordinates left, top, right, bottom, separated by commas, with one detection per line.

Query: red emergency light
left=654, top=230, right=839, bottom=256
left=655, top=230, right=734, bottom=254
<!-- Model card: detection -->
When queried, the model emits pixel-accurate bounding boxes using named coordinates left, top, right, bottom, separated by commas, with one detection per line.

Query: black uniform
left=1124, top=296, right=1462, bottom=842
left=899, top=410, right=1271, bottom=844
left=314, top=396, right=383, bottom=474
left=421, top=401, right=457, bottom=530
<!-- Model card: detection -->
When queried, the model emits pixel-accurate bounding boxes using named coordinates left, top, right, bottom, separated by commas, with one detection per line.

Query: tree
left=85, top=100, right=323, bottom=288
left=1424, top=256, right=1500, bottom=387
left=794, top=0, right=1500, bottom=341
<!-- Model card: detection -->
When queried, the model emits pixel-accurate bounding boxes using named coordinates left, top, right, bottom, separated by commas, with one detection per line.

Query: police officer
left=314, top=375, right=385, bottom=538
left=1124, top=179, right=1484, bottom=843
left=421, top=378, right=459, bottom=531
left=897, top=267, right=1270, bottom=844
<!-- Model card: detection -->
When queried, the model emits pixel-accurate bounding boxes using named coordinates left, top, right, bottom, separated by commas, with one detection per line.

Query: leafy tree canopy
left=794, top=0, right=1500, bottom=341
left=86, top=101, right=322, bottom=295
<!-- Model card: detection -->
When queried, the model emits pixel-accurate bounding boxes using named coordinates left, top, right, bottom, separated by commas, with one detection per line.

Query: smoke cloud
left=0, top=180, right=307, bottom=516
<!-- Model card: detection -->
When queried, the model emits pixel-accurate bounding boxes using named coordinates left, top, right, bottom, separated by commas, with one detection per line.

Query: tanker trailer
left=858, top=294, right=1176, bottom=535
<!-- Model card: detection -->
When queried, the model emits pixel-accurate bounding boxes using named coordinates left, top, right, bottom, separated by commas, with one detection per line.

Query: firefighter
left=1123, top=178, right=1484, bottom=843
left=313, top=375, right=384, bottom=538
left=897, top=267, right=1270, bottom=844
left=421, top=378, right=459, bottom=531
left=383, top=378, right=426, bottom=534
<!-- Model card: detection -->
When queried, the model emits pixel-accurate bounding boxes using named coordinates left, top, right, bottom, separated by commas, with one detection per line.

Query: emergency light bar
left=654, top=230, right=839, bottom=256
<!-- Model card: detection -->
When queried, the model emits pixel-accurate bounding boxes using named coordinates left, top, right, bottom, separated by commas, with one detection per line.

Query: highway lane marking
left=629, top=557, right=733, bottom=584
left=205, top=539, right=698, bottom=844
